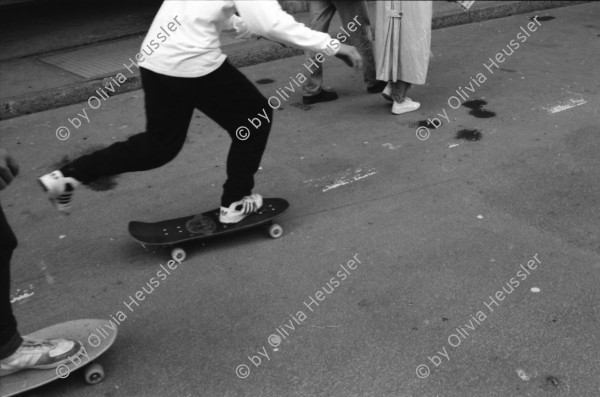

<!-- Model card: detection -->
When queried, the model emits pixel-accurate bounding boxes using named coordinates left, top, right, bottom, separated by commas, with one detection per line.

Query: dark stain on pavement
left=463, top=99, right=496, bottom=118
left=545, top=376, right=560, bottom=387
left=544, top=313, right=559, bottom=323
left=409, top=120, right=436, bottom=129
left=533, top=16, right=555, bottom=22
left=462, top=99, right=487, bottom=110
left=455, top=129, right=482, bottom=141
left=499, top=68, right=517, bottom=73
left=256, top=78, right=275, bottom=85
left=471, top=108, right=496, bottom=118
left=540, top=375, right=561, bottom=391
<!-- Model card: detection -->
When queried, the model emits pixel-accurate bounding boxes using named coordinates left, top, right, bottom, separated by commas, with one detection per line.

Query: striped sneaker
left=38, top=171, right=80, bottom=213
left=219, top=193, right=263, bottom=224
left=0, top=337, right=82, bottom=377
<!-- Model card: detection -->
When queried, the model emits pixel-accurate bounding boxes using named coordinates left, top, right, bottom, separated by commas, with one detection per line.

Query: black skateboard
left=128, top=198, right=289, bottom=261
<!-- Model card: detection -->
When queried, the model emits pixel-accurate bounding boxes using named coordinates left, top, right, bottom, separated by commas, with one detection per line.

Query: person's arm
left=233, top=0, right=362, bottom=69
left=0, top=149, right=19, bottom=191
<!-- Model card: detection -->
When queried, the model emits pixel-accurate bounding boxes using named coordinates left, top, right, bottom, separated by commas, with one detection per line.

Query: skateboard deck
left=1, top=319, right=117, bottom=397
left=128, top=198, right=289, bottom=260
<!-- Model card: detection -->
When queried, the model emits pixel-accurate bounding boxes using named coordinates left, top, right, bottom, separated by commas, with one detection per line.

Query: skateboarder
left=39, top=0, right=363, bottom=223
left=0, top=149, right=82, bottom=376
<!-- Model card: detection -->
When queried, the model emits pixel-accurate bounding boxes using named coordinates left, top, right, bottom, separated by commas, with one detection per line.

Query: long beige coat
left=375, top=0, right=432, bottom=84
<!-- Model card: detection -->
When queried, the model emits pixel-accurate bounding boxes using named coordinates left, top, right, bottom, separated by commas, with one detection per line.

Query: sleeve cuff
left=325, top=38, right=341, bottom=56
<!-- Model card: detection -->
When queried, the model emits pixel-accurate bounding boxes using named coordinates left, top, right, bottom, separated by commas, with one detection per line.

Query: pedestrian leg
left=303, top=0, right=336, bottom=96
left=334, top=0, right=379, bottom=90
left=391, top=80, right=412, bottom=102
left=186, top=61, right=273, bottom=207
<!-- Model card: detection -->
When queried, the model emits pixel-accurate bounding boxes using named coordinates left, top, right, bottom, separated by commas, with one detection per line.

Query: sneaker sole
left=392, top=104, right=421, bottom=115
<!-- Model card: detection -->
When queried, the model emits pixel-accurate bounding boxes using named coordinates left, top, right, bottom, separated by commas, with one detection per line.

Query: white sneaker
left=392, top=97, right=420, bottom=115
left=0, top=337, right=82, bottom=377
left=38, top=171, right=80, bottom=213
left=219, top=193, right=263, bottom=224
left=381, top=83, right=393, bottom=102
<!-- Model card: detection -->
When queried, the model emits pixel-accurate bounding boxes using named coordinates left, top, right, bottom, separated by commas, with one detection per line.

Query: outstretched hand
left=335, top=43, right=364, bottom=72
left=0, top=148, right=19, bottom=191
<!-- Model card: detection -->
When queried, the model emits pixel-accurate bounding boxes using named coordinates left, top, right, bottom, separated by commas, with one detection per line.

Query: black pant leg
left=61, top=68, right=194, bottom=183
left=190, top=61, right=273, bottom=207
left=0, top=203, right=22, bottom=359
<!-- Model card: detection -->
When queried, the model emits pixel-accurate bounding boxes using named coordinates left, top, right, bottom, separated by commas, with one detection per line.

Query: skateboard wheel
left=268, top=224, right=283, bottom=239
left=171, top=248, right=186, bottom=262
left=84, top=363, right=104, bottom=384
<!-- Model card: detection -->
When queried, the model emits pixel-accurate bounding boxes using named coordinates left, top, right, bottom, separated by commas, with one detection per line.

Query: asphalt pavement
left=0, top=2, right=599, bottom=396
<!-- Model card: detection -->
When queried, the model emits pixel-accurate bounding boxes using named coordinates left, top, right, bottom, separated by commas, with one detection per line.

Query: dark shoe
left=367, top=80, right=388, bottom=94
left=302, top=89, right=338, bottom=105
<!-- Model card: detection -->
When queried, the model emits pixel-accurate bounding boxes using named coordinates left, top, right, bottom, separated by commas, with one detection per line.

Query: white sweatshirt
left=137, top=0, right=341, bottom=78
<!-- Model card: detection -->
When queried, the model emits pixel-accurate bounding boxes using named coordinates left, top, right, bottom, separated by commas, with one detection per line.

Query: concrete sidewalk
left=0, top=0, right=589, bottom=120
